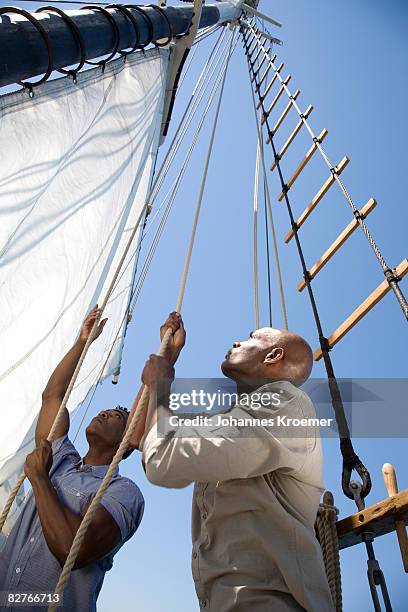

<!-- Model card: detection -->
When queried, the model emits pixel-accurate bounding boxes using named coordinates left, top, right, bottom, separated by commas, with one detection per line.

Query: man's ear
left=264, top=347, right=284, bottom=364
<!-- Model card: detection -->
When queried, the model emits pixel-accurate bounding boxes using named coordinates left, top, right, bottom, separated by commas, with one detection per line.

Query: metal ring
left=79, top=6, right=120, bottom=68
left=145, top=4, right=173, bottom=47
left=123, top=6, right=154, bottom=48
left=106, top=4, right=140, bottom=56
left=0, top=7, right=53, bottom=91
left=35, top=6, right=86, bottom=80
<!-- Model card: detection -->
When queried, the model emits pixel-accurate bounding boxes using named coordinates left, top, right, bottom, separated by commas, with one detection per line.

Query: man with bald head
left=135, top=314, right=334, bottom=612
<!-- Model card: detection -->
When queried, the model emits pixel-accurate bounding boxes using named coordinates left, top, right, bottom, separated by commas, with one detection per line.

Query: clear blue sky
left=3, top=0, right=408, bottom=610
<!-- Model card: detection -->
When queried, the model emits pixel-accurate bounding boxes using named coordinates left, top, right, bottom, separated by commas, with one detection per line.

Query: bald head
left=221, top=327, right=313, bottom=387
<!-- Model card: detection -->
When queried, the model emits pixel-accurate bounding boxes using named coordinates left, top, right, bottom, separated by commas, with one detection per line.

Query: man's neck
left=83, top=444, right=115, bottom=466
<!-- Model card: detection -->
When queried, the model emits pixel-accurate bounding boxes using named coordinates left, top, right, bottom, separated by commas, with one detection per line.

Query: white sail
left=0, top=48, right=169, bottom=507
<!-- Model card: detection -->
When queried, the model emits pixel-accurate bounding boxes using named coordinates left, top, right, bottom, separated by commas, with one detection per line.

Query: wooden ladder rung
left=251, top=51, right=269, bottom=81
left=267, top=89, right=300, bottom=144
left=270, top=105, right=314, bottom=171
left=252, top=45, right=264, bottom=64
left=337, top=489, right=408, bottom=550
left=257, top=62, right=283, bottom=109
left=314, top=258, right=408, bottom=361
left=277, top=128, right=328, bottom=199
left=258, top=54, right=277, bottom=88
left=249, top=35, right=265, bottom=57
left=285, top=156, right=350, bottom=243
left=297, top=198, right=377, bottom=291
left=261, top=75, right=291, bottom=125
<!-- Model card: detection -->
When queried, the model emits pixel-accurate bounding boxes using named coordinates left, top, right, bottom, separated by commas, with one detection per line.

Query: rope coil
left=315, top=497, right=342, bottom=611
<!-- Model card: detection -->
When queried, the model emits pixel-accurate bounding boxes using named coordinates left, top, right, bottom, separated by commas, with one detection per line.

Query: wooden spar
left=297, top=198, right=377, bottom=291
left=285, top=156, right=350, bottom=243
left=257, top=61, right=282, bottom=108
left=337, top=488, right=408, bottom=550
left=261, top=75, right=291, bottom=124
left=270, top=105, right=314, bottom=171
left=266, top=89, right=300, bottom=144
left=382, top=463, right=408, bottom=572
left=277, top=128, right=328, bottom=200
left=0, top=1, right=243, bottom=87
left=314, top=259, right=408, bottom=360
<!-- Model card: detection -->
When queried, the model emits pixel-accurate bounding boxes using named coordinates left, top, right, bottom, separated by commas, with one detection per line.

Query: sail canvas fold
left=0, top=48, right=168, bottom=498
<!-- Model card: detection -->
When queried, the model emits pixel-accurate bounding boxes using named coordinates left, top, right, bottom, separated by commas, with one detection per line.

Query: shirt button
left=15, top=568, right=21, bottom=574
left=202, top=513, right=207, bottom=520
left=30, top=537, right=34, bottom=543
left=76, top=492, right=80, bottom=497
left=200, top=599, right=207, bottom=608
left=193, top=552, right=198, bottom=559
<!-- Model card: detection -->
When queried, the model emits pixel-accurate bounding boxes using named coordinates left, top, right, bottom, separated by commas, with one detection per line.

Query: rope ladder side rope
left=244, top=19, right=408, bottom=322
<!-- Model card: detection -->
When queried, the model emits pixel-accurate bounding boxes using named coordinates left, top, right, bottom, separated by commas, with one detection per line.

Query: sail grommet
left=145, top=4, right=174, bottom=47
left=107, top=4, right=141, bottom=57
left=35, top=6, right=86, bottom=82
left=0, top=7, right=54, bottom=90
left=124, top=6, right=154, bottom=48
left=79, top=5, right=120, bottom=70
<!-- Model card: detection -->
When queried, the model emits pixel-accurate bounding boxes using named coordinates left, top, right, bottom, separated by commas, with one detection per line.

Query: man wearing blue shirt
left=0, top=306, right=144, bottom=611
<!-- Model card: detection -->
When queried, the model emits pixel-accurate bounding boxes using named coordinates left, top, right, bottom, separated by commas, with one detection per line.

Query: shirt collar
left=74, top=458, right=119, bottom=479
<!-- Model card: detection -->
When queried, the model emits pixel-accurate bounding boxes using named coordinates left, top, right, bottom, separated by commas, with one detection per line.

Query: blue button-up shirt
left=0, top=436, right=144, bottom=611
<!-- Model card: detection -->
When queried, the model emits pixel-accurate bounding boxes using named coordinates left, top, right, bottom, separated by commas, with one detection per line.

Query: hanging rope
left=263, top=174, right=273, bottom=327
left=47, top=29, right=236, bottom=610
left=247, top=66, right=288, bottom=330
left=253, top=133, right=261, bottom=329
left=315, top=492, right=342, bottom=612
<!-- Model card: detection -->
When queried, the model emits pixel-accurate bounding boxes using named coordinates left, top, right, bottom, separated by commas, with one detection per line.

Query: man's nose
left=233, top=341, right=241, bottom=348
left=100, top=411, right=108, bottom=419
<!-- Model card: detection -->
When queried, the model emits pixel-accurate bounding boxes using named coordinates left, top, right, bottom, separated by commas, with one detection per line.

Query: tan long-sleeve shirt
left=143, top=380, right=334, bottom=612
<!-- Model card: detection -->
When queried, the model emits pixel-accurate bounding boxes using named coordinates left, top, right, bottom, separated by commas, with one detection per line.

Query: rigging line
left=71, top=35, right=237, bottom=440
left=246, top=20, right=408, bottom=321
left=242, top=26, right=371, bottom=501
left=49, top=29, right=237, bottom=610
left=130, top=36, right=238, bottom=315
left=247, top=68, right=288, bottom=330
left=147, top=27, right=228, bottom=208
left=253, top=131, right=261, bottom=330
left=98, top=30, right=235, bottom=318
left=192, top=24, right=222, bottom=46
left=263, top=173, right=273, bottom=327
left=177, top=29, right=236, bottom=309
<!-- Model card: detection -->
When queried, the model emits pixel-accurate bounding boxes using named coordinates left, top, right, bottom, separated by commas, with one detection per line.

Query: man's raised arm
left=35, top=305, right=107, bottom=446
left=126, top=312, right=186, bottom=451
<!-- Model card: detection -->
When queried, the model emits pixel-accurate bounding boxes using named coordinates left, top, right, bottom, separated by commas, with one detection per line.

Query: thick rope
left=48, top=29, right=236, bottom=610
left=315, top=498, right=342, bottom=612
